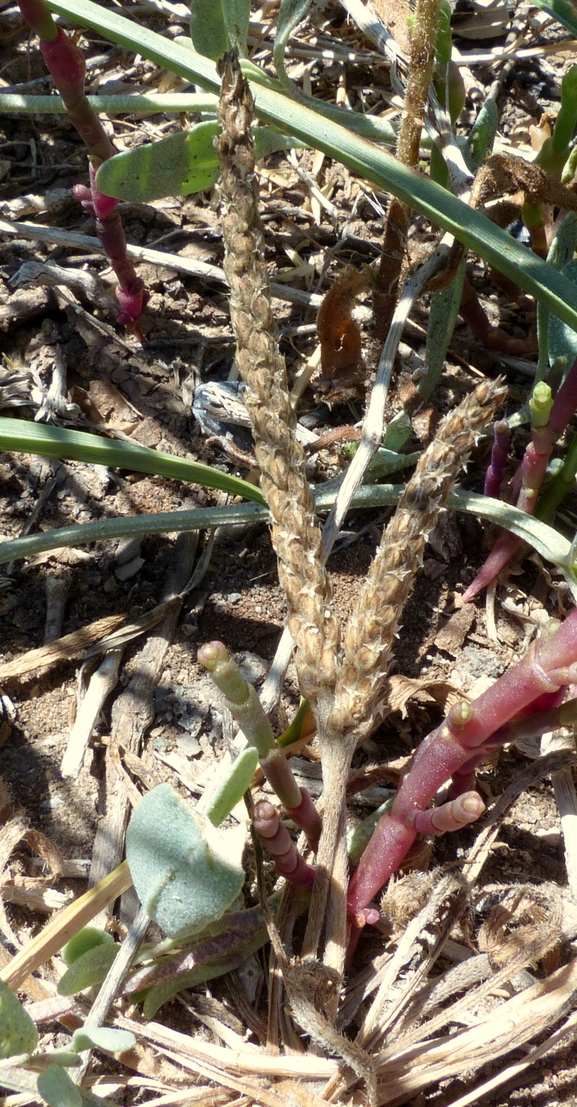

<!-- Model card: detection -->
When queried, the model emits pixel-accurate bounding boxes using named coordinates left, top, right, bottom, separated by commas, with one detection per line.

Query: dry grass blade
left=1, top=861, right=132, bottom=990
left=442, top=1010, right=577, bottom=1107
left=0, top=613, right=124, bottom=681
left=374, top=956, right=577, bottom=1104
left=116, top=1013, right=338, bottom=1081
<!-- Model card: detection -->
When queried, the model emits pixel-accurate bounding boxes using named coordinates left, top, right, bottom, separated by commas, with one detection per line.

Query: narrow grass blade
left=0, top=418, right=265, bottom=504
left=46, top=0, right=577, bottom=331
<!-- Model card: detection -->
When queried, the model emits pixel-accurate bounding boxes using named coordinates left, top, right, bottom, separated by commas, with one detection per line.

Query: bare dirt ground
left=1, top=1, right=577, bottom=1104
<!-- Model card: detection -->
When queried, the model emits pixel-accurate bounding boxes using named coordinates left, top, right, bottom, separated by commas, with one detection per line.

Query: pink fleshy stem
left=347, top=609, right=577, bottom=915
left=17, top=3, right=146, bottom=328
left=283, top=787, right=322, bottom=853
left=450, top=686, right=575, bottom=795
left=463, top=382, right=558, bottom=603
left=253, top=801, right=315, bottom=890
left=410, top=791, right=486, bottom=835
left=484, top=419, right=511, bottom=498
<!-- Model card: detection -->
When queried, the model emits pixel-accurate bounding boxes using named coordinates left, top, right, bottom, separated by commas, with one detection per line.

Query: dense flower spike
left=17, top=1, right=146, bottom=328
left=331, top=377, right=507, bottom=735
left=215, top=56, right=339, bottom=704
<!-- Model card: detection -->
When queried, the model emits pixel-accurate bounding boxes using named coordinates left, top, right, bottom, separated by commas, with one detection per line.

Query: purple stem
left=463, top=359, right=577, bottom=603
left=484, top=419, right=511, bottom=498
left=254, top=800, right=316, bottom=890
left=347, top=609, right=577, bottom=914
left=17, top=2, right=146, bottom=329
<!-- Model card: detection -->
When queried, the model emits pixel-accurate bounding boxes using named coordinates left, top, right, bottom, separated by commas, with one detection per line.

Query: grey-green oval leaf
left=62, top=927, right=115, bottom=968
left=71, top=1028, right=136, bottom=1054
left=126, top=783, right=244, bottom=939
left=0, top=980, right=39, bottom=1059
left=37, top=1066, right=82, bottom=1107
left=96, top=124, right=300, bottom=203
left=57, top=944, right=119, bottom=997
left=96, top=123, right=220, bottom=202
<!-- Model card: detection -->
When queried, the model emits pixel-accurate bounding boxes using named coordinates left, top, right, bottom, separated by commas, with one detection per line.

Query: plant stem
left=347, top=609, right=577, bottom=913
left=374, top=0, right=441, bottom=339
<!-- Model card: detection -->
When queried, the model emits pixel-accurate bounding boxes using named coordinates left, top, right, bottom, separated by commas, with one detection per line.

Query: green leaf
left=96, top=124, right=300, bottom=203
left=0, top=502, right=267, bottom=567
left=465, top=98, right=498, bottom=172
left=203, top=746, right=259, bottom=826
left=548, top=258, right=577, bottom=368
left=0, top=418, right=265, bottom=506
left=189, top=0, right=229, bottom=60
left=96, top=123, right=220, bottom=202
left=552, top=65, right=577, bottom=152
left=47, top=0, right=577, bottom=332
left=70, top=1028, right=136, bottom=1054
left=0, top=981, right=39, bottom=1059
left=37, top=1066, right=82, bottom=1107
left=57, top=944, right=119, bottom=996
left=274, top=0, right=313, bottom=87
left=528, top=0, right=577, bottom=37
left=222, top=0, right=251, bottom=55
left=254, top=125, right=303, bottom=159
left=422, top=255, right=467, bottom=402
left=62, top=928, right=115, bottom=967
left=126, top=784, right=245, bottom=939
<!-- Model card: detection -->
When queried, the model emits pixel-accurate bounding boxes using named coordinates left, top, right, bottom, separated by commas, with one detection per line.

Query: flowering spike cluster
left=17, top=1, right=147, bottom=329
left=347, top=608, right=577, bottom=915
left=465, top=355, right=577, bottom=601
left=253, top=800, right=315, bottom=890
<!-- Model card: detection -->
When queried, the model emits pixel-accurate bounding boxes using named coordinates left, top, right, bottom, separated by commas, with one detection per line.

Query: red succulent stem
left=410, top=791, right=486, bottom=835
left=17, top=1, right=146, bottom=328
left=347, top=609, right=577, bottom=915
left=463, top=358, right=577, bottom=603
left=484, top=419, right=511, bottom=498
left=253, top=801, right=315, bottom=890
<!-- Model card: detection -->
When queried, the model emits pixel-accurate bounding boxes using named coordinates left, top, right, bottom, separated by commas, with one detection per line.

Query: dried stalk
left=374, top=0, right=441, bottom=338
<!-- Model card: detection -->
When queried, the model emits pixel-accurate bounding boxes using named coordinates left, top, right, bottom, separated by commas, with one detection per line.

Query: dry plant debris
left=1, top=1, right=577, bottom=1106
